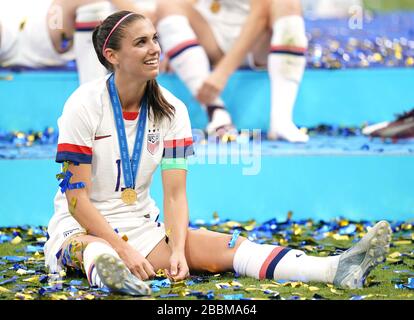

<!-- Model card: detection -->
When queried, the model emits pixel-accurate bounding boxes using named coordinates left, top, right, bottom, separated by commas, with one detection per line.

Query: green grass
left=0, top=223, right=413, bottom=300
left=364, top=0, right=414, bottom=11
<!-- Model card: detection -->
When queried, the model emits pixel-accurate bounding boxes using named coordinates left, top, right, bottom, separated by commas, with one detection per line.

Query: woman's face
left=114, top=18, right=161, bottom=80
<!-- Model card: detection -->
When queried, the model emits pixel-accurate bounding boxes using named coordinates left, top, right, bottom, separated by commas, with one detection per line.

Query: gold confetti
left=339, top=219, right=349, bottom=227
left=69, top=197, right=77, bottom=216
left=171, top=281, right=186, bottom=289
left=332, top=234, right=349, bottom=241
left=22, top=276, right=39, bottom=283
left=225, top=221, right=241, bottom=228
left=0, top=286, right=10, bottom=293
left=84, top=294, right=95, bottom=300
left=165, top=228, right=171, bottom=237
left=282, top=281, right=303, bottom=288
left=50, top=294, right=68, bottom=300
left=230, top=280, right=243, bottom=287
left=330, top=288, right=343, bottom=295
left=308, top=286, right=320, bottom=292
left=393, top=240, right=411, bottom=245
left=261, top=283, right=281, bottom=289
left=388, top=252, right=401, bottom=259
left=15, top=293, right=34, bottom=300
left=156, top=269, right=167, bottom=278
left=121, top=234, right=129, bottom=242
left=16, top=268, right=28, bottom=275
left=293, top=224, right=302, bottom=236
left=11, top=236, right=22, bottom=245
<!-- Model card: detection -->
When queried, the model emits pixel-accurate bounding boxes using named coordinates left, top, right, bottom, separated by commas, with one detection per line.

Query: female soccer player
left=44, top=11, right=392, bottom=296
left=156, top=0, right=310, bottom=142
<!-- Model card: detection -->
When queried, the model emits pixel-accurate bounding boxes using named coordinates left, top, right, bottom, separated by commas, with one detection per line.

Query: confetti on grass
left=0, top=216, right=413, bottom=300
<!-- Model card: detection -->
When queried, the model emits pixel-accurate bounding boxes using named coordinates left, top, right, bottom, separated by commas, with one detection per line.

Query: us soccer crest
left=147, top=129, right=160, bottom=155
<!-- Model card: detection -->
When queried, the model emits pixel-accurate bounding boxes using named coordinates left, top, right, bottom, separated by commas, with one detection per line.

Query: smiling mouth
left=144, top=59, right=159, bottom=65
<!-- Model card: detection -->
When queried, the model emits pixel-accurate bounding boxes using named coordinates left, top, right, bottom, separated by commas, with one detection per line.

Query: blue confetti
left=25, top=245, right=44, bottom=253
left=222, top=294, right=245, bottom=300
left=69, top=280, right=83, bottom=286
left=159, top=294, right=179, bottom=298
left=58, top=170, right=85, bottom=193
left=2, top=256, right=28, bottom=263
left=0, top=276, right=18, bottom=285
left=228, top=229, right=241, bottom=248
left=339, top=224, right=357, bottom=235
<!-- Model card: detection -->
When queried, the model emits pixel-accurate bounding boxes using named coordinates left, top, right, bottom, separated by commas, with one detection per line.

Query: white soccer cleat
left=333, top=220, right=392, bottom=289
left=268, top=122, right=309, bottom=143
left=206, top=108, right=235, bottom=136
left=95, top=253, right=152, bottom=296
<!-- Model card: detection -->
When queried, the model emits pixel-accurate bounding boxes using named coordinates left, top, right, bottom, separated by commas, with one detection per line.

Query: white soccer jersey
left=52, top=76, right=194, bottom=223
left=193, top=0, right=250, bottom=53
left=194, top=0, right=250, bottom=26
left=0, top=0, right=75, bottom=67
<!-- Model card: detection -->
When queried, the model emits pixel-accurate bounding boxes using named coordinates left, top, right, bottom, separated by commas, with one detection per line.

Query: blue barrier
left=1, top=68, right=414, bottom=131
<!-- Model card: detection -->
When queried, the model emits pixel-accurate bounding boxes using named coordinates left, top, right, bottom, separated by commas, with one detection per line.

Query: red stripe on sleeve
left=270, top=45, right=307, bottom=54
left=259, top=247, right=284, bottom=280
left=166, top=39, right=199, bottom=58
left=57, top=143, right=92, bottom=155
left=164, top=137, right=193, bottom=148
left=75, top=21, right=101, bottom=29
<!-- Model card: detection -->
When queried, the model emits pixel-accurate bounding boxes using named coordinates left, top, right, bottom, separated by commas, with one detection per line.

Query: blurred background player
left=0, top=0, right=154, bottom=84
left=155, top=0, right=309, bottom=142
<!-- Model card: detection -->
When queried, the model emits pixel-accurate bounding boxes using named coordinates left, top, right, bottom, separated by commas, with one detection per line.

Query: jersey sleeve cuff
left=161, top=158, right=188, bottom=171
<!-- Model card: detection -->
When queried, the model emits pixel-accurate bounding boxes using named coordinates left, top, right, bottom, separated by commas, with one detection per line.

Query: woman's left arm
left=162, top=168, right=190, bottom=281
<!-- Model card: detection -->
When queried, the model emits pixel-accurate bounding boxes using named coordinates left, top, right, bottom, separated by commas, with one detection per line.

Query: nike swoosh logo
left=94, top=135, right=112, bottom=140
left=296, top=254, right=303, bottom=258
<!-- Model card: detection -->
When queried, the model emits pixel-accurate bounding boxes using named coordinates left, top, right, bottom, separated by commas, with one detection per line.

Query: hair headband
left=102, top=12, right=135, bottom=55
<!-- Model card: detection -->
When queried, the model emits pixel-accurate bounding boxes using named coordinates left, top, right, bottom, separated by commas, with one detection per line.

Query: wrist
left=111, top=238, right=130, bottom=254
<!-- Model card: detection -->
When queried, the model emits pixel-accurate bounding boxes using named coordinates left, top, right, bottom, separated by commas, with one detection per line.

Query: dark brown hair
left=92, top=11, right=175, bottom=123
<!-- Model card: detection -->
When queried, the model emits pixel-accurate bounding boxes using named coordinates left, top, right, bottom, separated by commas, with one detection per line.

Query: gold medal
left=121, top=188, right=137, bottom=205
left=210, top=0, right=220, bottom=13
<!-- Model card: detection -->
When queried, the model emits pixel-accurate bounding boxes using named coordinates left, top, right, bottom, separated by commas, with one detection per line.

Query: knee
left=204, top=263, right=223, bottom=274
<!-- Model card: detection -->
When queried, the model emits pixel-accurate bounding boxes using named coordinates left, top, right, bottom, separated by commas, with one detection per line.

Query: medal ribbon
left=108, top=73, right=147, bottom=190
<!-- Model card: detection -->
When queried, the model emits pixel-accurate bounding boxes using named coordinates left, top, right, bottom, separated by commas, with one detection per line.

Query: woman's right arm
left=63, top=162, right=156, bottom=280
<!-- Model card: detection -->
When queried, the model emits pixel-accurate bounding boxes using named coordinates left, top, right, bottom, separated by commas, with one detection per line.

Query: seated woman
left=43, top=11, right=392, bottom=296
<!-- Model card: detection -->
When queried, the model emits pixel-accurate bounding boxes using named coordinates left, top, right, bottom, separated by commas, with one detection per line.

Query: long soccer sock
left=74, top=1, right=110, bottom=84
left=0, top=21, right=15, bottom=59
left=157, top=15, right=232, bottom=132
left=268, top=15, right=309, bottom=143
left=83, top=241, right=120, bottom=288
left=233, top=240, right=340, bottom=283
